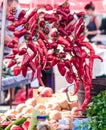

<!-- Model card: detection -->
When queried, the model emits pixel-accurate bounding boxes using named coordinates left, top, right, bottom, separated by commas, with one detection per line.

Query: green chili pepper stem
left=5, top=117, right=27, bottom=130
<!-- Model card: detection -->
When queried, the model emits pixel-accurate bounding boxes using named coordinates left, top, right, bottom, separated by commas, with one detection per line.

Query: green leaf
left=86, top=90, right=106, bottom=130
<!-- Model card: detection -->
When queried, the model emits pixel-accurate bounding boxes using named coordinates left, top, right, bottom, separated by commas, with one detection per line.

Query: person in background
left=0, top=0, right=22, bottom=103
left=100, top=18, right=106, bottom=35
left=84, top=2, right=101, bottom=42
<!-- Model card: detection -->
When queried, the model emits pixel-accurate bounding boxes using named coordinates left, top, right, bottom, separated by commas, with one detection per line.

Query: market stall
left=0, top=0, right=106, bottom=129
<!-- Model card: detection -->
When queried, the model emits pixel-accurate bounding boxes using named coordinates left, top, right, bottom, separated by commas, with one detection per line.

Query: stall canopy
left=20, top=0, right=106, bottom=14
left=0, top=0, right=105, bottom=13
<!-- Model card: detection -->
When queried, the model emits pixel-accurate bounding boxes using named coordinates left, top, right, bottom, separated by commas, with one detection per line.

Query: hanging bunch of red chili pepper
left=6, top=1, right=103, bottom=110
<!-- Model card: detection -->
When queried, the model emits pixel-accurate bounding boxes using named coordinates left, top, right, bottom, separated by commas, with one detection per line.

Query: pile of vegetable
left=0, top=117, right=29, bottom=130
left=86, top=90, right=106, bottom=130
left=6, top=0, right=102, bottom=110
left=0, top=88, right=80, bottom=130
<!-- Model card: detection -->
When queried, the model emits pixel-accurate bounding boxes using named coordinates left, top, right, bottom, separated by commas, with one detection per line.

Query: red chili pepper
left=12, top=37, right=19, bottom=44
left=81, top=49, right=87, bottom=58
left=86, top=54, right=103, bottom=78
left=8, top=59, right=16, bottom=68
left=93, top=55, right=103, bottom=62
left=7, top=15, right=15, bottom=21
left=14, top=28, right=27, bottom=38
left=51, top=42, right=58, bottom=49
left=30, top=21, right=38, bottom=33
left=51, top=57, right=59, bottom=66
left=44, top=27, right=50, bottom=35
left=18, top=10, right=26, bottom=20
left=38, top=39, right=47, bottom=56
left=67, top=27, right=75, bottom=36
left=57, top=62, right=66, bottom=76
left=40, top=21, right=45, bottom=28
left=84, top=64, right=91, bottom=84
left=72, top=80, right=80, bottom=95
left=31, top=28, right=36, bottom=37
left=29, top=61, right=36, bottom=72
left=63, top=46, right=72, bottom=52
left=5, top=54, right=15, bottom=59
left=78, top=58, right=85, bottom=79
left=65, top=22, right=74, bottom=33
left=60, top=20, right=66, bottom=28
left=42, top=56, right=47, bottom=69
left=58, top=26, right=67, bottom=36
left=30, top=57, right=39, bottom=81
left=27, top=9, right=37, bottom=21
left=56, top=8, right=68, bottom=18
left=34, top=57, right=39, bottom=67
left=47, top=54, right=54, bottom=61
left=13, top=66, right=21, bottom=76
left=71, top=57, right=79, bottom=70
left=83, top=42, right=95, bottom=80
left=28, top=14, right=38, bottom=29
left=51, top=31, right=58, bottom=37
left=24, top=33, right=32, bottom=40
left=67, top=14, right=74, bottom=23
left=37, top=65, right=45, bottom=86
left=73, top=46, right=82, bottom=57
left=79, top=84, right=91, bottom=110
left=76, top=25, right=85, bottom=38
left=84, top=42, right=95, bottom=53
left=7, top=25, right=15, bottom=31
left=89, top=56, right=94, bottom=80
left=39, top=30, right=48, bottom=43
left=65, top=71, right=74, bottom=84
left=22, top=65, right=27, bottom=77
left=45, top=4, right=53, bottom=11
left=46, top=43, right=52, bottom=49
left=12, top=20, right=20, bottom=27
left=37, top=45, right=43, bottom=62
left=12, top=47, right=19, bottom=54
left=7, top=42, right=14, bottom=48
left=66, top=37, right=73, bottom=47
left=27, top=41, right=37, bottom=53
left=44, top=64, right=51, bottom=70
left=59, top=52, right=66, bottom=58
left=19, top=48, right=27, bottom=55
left=19, top=17, right=27, bottom=25
left=22, top=53, right=30, bottom=66
left=9, top=7, right=17, bottom=15
left=76, top=12, right=85, bottom=17
left=64, top=8, right=70, bottom=14
left=52, top=22, right=58, bottom=28
left=57, top=36, right=69, bottom=46
left=14, top=30, right=21, bottom=37
left=44, top=13, right=58, bottom=22
left=75, top=17, right=84, bottom=34
left=65, top=59, right=72, bottom=69
left=30, top=71, right=35, bottom=82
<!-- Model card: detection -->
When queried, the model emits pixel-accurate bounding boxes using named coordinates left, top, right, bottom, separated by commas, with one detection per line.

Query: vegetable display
left=6, top=1, right=102, bottom=110
left=86, top=90, right=106, bottom=130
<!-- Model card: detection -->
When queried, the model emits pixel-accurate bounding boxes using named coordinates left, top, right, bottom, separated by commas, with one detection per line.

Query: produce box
left=33, top=88, right=78, bottom=105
